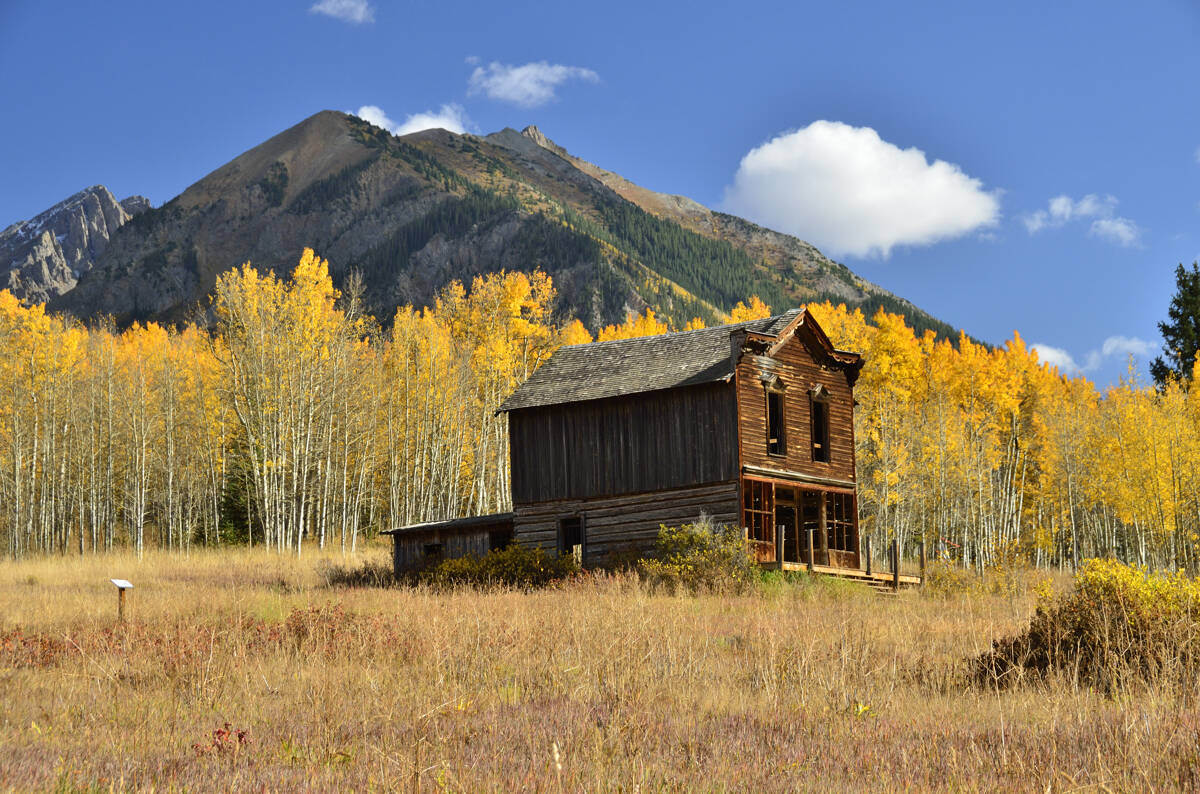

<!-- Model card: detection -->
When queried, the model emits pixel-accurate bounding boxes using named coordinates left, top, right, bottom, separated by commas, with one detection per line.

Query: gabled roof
left=499, top=308, right=860, bottom=412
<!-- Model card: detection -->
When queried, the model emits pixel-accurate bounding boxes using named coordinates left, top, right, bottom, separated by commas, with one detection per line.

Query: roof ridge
left=559, top=309, right=802, bottom=350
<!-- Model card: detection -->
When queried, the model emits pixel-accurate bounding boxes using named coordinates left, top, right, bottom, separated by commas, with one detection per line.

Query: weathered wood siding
left=736, top=331, right=856, bottom=483
left=509, top=382, right=738, bottom=504
left=513, top=481, right=739, bottom=562
left=390, top=518, right=513, bottom=574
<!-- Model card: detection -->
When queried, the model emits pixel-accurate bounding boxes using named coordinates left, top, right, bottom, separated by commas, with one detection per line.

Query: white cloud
left=1090, top=217, right=1141, bottom=247
left=355, top=105, right=397, bottom=131
left=310, top=0, right=374, bottom=23
left=720, top=121, right=1000, bottom=259
left=468, top=61, right=600, bottom=107
left=1032, top=335, right=1152, bottom=375
left=1031, top=344, right=1080, bottom=374
left=1101, top=335, right=1152, bottom=359
left=354, top=104, right=471, bottom=136
left=1022, top=193, right=1141, bottom=247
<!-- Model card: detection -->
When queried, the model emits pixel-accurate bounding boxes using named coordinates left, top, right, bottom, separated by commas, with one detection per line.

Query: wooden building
left=384, top=308, right=864, bottom=573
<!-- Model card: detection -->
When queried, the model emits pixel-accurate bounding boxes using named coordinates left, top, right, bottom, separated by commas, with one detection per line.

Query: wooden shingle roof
left=499, top=309, right=807, bottom=412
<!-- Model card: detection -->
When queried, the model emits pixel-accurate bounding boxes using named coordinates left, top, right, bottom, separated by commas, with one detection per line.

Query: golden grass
left=2, top=549, right=1199, bottom=792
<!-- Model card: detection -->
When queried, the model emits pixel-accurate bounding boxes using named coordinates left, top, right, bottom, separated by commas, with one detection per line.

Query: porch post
left=807, top=525, right=814, bottom=573
left=891, top=536, right=900, bottom=593
left=865, top=536, right=872, bottom=576
left=919, top=538, right=927, bottom=586
left=817, top=491, right=829, bottom=566
left=775, top=523, right=784, bottom=568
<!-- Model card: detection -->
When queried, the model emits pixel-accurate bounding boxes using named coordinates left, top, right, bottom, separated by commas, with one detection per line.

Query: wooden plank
left=509, top=382, right=738, bottom=504
left=778, top=561, right=922, bottom=586
left=514, top=481, right=740, bottom=557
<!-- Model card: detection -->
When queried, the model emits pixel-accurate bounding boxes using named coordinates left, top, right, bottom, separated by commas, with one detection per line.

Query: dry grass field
left=2, top=549, right=1199, bottom=792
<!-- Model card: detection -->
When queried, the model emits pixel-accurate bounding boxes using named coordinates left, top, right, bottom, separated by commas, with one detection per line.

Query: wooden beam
left=741, top=465, right=855, bottom=491
left=892, top=536, right=900, bottom=593
left=807, top=524, right=814, bottom=573
left=818, top=492, right=829, bottom=566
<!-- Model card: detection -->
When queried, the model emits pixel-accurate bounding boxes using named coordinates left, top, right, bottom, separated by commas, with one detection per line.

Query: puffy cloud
left=1090, top=217, right=1141, bottom=247
left=310, top=0, right=373, bottom=24
left=1022, top=193, right=1141, bottom=247
left=354, top=104, right=471, bottom=136
left=354, top=105, right=397, bottom=131
left=1032, top=335, right=1152, bottom=375
left=1100, top=335, right=1152, bottom=360
left=1031, top=344, right=1080, bottom=374
left=468, top=61, right=599, bottom=107
left=720, top=121, right=1000, bottom=259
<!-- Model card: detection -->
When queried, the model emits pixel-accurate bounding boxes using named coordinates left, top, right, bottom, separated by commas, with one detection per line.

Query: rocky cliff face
left=0, top=185, right=150, bottom=304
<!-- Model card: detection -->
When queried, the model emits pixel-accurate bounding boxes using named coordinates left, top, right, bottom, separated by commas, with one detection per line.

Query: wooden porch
left=762, top=560, right=923, bottom=591
left=750, top=527, right=923, bottom=592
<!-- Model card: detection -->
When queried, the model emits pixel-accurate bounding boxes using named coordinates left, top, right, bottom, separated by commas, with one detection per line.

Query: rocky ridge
left=0, top=185, right=151, bottom=304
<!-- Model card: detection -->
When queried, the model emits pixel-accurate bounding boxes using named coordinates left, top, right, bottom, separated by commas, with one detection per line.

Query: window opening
left=825, top=493, right=856, bottom=552
left=767, top=389, right=786, bottom=456
left=742, top=479, right=774, bottom=544
left=557, top=517, right=584, bottom=558
left=811, top=390, right=830, bottom=463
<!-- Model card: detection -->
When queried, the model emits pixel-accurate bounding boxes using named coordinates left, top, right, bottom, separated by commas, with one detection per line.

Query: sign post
left=110, top=579, right=133, bottom=623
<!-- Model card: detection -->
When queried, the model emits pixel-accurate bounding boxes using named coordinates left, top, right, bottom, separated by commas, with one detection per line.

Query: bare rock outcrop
left=0, top=185, right=151, bottom=304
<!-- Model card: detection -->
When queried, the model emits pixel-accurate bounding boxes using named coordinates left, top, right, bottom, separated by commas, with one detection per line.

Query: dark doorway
left=774, top=486, right=799, bottom=562
left=800, top=491, right=825, bottom=565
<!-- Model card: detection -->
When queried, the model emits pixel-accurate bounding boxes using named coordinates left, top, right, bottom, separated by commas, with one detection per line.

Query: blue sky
left=2, top=0, right=1198, bottom=386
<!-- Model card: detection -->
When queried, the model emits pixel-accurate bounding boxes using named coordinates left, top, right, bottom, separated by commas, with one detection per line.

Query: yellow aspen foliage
left=597, top=309, right=669, bottom=341
left=728, top=295, right=772, bottom=322
left=560, top=319, right=594, bottom=346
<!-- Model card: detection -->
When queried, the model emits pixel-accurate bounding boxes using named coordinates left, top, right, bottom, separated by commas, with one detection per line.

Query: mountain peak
left=521, top=125, right=570, bottom=156
left=521, top=125, right=551, bottom=147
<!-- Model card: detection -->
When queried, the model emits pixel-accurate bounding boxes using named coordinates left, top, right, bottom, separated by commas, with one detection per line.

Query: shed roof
left=380, top=512, right=514, bottom=536
left=499, top=308, right=858, bottom=412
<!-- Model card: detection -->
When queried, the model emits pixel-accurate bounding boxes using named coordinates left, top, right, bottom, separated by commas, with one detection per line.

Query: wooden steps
left=766, top=560, right=922, bottom=594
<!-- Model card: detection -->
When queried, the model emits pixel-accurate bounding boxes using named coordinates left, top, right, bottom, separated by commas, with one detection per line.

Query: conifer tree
left=1151, top=262, right=1200, bottom=387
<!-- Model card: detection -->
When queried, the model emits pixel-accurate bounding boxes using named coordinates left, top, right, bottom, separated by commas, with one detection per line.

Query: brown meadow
left=2, top=549, right=1199, bottom=792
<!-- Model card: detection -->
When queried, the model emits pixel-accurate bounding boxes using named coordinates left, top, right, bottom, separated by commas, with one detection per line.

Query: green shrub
left=638, top=519, right=758, bottom=594
left=421, top=544, right=579, bottom=590
left=315, top=557, right=394, bottom=588
left=922, top=559, right=981, bottom=597
left=976, top=558, right=1200, bottom=691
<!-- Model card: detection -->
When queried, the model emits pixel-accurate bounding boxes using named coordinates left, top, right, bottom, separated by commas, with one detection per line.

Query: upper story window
left=810, top=384, right=831, bottom=463
left=765, top=381, right=786, bottom=456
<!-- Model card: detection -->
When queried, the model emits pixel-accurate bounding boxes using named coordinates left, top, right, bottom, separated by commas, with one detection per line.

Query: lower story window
left=557, top=517, right=584, bottom=557
left=742, top=479, right=774, bottom=543
left=826, top=493, right=856, bottom=552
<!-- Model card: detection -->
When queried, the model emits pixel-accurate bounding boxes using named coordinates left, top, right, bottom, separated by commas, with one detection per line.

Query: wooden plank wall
left=736, top=332, right=856, bottom=483
left=509, top=382, right=739, bottom=504
left=513, top=481, right=739, bottom=562
left=391, top=522, right=511, bottom=573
